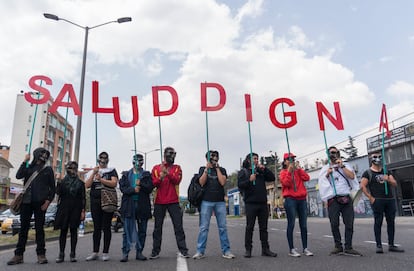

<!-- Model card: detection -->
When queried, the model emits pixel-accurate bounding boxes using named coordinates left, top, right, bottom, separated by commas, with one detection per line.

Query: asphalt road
left=1, top=215, right=413, bottom=271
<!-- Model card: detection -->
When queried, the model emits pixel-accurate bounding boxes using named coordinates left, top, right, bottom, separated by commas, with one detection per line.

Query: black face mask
left=165, top=150, right=176, bottom=164
left=97, top=157, right=109, bottom=166
left=33, top=147, right=50, bottom=163
left=133, top=158, right=144, bottom=168
left=329, top=150, right=340, bottom=162
left=66, top=167, right=78, bottom=177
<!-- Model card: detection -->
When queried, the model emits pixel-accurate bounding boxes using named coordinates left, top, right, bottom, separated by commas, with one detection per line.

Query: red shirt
left=151, top=162, right=182, bottom=204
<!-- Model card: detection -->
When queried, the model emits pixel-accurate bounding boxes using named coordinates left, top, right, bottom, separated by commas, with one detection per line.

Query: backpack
left=187, top=173, right=204, bottom=207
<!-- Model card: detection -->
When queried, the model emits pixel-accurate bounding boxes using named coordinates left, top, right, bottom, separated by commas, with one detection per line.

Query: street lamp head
left=43, top=13, right=59, bottom=21
left=117, top=17, right=132, bottom=23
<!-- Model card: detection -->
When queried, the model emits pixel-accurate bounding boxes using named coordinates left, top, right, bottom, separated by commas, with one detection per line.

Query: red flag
left=379, top=103, right=391, bottom=138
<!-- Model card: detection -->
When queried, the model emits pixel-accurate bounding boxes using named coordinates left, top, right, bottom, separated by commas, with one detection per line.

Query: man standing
left=119, top=154, right=154, bottom=262
left=7, top=147, right=56, bottom=265
left=149, top=147, right=189, bottom=259
left=360, top=152, right=404, bottom=253
left=318, top=146, right=362, bottom=256
left=193, top=150, right=235, bottom=260
left=238, top=153, right=277, bottom=258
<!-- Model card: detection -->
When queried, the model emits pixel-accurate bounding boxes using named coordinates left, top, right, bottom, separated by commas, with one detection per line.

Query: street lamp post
left=44, top=13, right=132, bottom=162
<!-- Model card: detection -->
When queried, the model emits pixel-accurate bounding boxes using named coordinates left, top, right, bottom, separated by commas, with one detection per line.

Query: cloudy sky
left=1, top=0, right=414, bottom=195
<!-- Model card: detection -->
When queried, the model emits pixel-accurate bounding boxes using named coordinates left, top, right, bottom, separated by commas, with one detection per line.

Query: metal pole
left=73, top=26, right=89, bottom=162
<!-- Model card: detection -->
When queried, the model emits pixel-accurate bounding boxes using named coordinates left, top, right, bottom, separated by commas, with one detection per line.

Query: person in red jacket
left=279, top=152, right=313, bottom=257
left=149, top=147, right=189, bottom=259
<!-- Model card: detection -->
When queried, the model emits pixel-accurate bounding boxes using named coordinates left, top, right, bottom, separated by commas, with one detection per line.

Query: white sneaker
left=102, top=253, right=110, bottom=261
left=303, top=248, right=314, bottom=256
left=192, top=252, right=205, bottom=260
left=86, top=253, right=99, bottom=261
left=222, top=251, right=235, bottom=259
left=289, top=248, right=301, bottom=257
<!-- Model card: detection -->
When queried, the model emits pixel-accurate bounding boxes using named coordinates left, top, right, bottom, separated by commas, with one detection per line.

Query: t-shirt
left=198, top=166, right=227, bottom=202
left=362, top=169, right=393, bottom=199
left=86, top=167, right=118, bottom=200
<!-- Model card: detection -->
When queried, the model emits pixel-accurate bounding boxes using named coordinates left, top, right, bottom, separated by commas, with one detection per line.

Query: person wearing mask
left=360, top=152, right=404, bottom=253
left=149, top=147, right=189, bottom=259
left=238, top=153, right=277, bottom=258
left=7, top=147, right=56, bottom=265
left=279, top=153, right=313, bottom=257
left=318, top=146, right=362, bottom=256
left=54, top=161, right=86, bottom=263
left=85, top=151, right=119, bottom=261
left=119, top=154, right=154, bottom=262
left=193, top=150, right=235, bottom=260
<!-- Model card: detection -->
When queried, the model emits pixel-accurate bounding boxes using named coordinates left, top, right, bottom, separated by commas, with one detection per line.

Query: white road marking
left=177, top=254, right=188, bottom=271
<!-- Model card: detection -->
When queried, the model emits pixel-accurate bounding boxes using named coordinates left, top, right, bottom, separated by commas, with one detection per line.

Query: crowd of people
left=6, top=146, right=404, bottom=265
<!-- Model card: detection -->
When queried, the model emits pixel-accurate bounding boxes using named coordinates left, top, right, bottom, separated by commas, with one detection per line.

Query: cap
left=283, top=152, right=296, bottom=160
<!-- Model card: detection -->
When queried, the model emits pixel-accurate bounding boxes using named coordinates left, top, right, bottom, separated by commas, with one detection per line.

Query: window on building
left=28, top=115, right=32, bottom=122
left=387, top=145, right=409, bottom=164
left=27, top=129, right=30, bottom=136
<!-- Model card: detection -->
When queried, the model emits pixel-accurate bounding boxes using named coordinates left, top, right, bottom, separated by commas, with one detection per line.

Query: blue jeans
left=196, top=200, right=231, bottom=254
left=122, top=217, right=141, bottom=256
left=284, top=197, right=308, bottom=250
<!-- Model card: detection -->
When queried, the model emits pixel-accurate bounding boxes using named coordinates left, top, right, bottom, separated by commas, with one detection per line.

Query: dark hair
left=328, top=146, right=337, bottom=152
left=164, top=147, right=174, bottom=154
left=242, top=153, right=258, bottom=169
left=133, top=153, right=144, bottom=160
left=99, top=151, right=109, bottom=158
left=66, top=161, right=78, bottom=169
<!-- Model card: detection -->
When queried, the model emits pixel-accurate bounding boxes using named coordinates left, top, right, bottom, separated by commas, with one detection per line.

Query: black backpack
left=187, top=173, right=204, bottom=207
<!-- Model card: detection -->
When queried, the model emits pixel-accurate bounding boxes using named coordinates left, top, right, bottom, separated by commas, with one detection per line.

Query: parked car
left=1, top=214, right=20, bottom=235
left=0, top=208, right=12, bottom=227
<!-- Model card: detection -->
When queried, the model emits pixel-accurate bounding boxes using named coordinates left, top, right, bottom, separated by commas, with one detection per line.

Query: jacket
left=16, top=162, right=55, bottom=203
left=238, top=167, right=275, bottom=204
left=151, top=162, right=182, bottom=205
left=120, top=168, right=154, bottom=219
left=279, top=168, right=310, bottom=200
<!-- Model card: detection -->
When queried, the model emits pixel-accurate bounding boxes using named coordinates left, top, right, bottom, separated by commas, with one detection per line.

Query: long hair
left=242, top=153, right=258, bottom=169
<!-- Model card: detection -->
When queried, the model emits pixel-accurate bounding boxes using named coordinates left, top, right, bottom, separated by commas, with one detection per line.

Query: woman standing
left=54, top=161, right=86, bottom=263
left=279, top=152, right=313, bottom=257
left=85, top=151, right=119, bottom=261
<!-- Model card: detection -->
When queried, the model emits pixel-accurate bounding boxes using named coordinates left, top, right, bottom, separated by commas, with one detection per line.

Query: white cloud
left=387, top=80, right=414, bottom=97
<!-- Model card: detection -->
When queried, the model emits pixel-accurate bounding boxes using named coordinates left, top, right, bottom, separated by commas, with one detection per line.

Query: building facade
left=8, top=94, right=74, bottom=198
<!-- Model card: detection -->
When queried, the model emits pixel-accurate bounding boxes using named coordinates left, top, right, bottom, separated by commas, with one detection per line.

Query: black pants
left=328, top=197, right=354, bottom=249
left=371, top=198, right=396, bottom=247
left=59, top=227, right=78, bottom=254
left=15, top=202, right=46, bottom=256
left=244, top=203, right=269, bottom=251
left=152, top=203, right=187, bottom=254
left=91, top=199, right=113, bottom=253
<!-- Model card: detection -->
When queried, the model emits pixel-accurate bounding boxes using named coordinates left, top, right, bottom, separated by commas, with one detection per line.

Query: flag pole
left=323, top=130, right=337, bottom=195
left=281, top=103, right=296, bottom=191
left=157, top=116, right=163, bottom=162
left=26, top=80, right=43, bottom=168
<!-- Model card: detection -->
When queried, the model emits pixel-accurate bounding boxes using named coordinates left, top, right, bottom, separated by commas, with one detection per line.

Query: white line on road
left=177, top=254, right=188, bottom=271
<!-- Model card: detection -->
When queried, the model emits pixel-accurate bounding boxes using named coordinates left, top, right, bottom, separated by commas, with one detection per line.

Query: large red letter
left=244, top=94, right=252, bottom=122
left=49, top=84, right=81, bottom=115
left=379, top=103, right=391, bottom=138
left=92, top=81, right=114, bottom=113
left=269, top=98, right=297, bottom=128
left=201, top=82, right=226, bottom=111
left=152, top=86, right=179, bottom=116
left=25, top=75, right=52, bottom=104
left=112, top=96, right=139, bottom=128
left=316, top=102, right=344, bottom=130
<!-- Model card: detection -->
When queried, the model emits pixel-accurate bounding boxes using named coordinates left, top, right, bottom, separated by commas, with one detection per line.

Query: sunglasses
left=329, top=151, right=339, bottom=155
left=99, top=156, right=108, bottom=159
left=372, top=155, right=382, bottom=159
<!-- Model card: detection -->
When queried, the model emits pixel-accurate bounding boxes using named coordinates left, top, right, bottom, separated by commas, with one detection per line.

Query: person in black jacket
left=7, top=147, right=56, bottom=265
left=238, top=153, right=277, bottom=258
left=119, top=154, right=154, bottom=262
left=54, top=161, right=86, bottom=263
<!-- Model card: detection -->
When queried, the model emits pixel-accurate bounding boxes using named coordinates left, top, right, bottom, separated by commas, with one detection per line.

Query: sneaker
left=70, top=252, right=77, bottom=262
left=102, top=253, right=110, bottom=261
left=222, top=251, right=235, bottom=259
left=37, top=255, right=48, bottom=264
left=149, top=252, right=160, bottom=259
left=389, top=245, right=404, bottom=252
left=376, top=246, right=383, bottom=254
left=136, top=252, right=147, bottom=261
left=86, top=252, right=99, bottom=261
left=56, top=252, right=64, bottom=263
left=343, top=248, right=362, bottom=257
left=7, top=255, right=24, bottom=265
left=178, top=251, right=190, bottom=258
left=330, top=246, right=344, bottom=255
left=192, top=252, right=205, bottom=259
left=244, top=250, right=252, bottom=258
left=303, top=248, right=314, bottom=256
left=289, top=248, right=301, bottom=257
left=120, top=254, right=128, bottom=262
